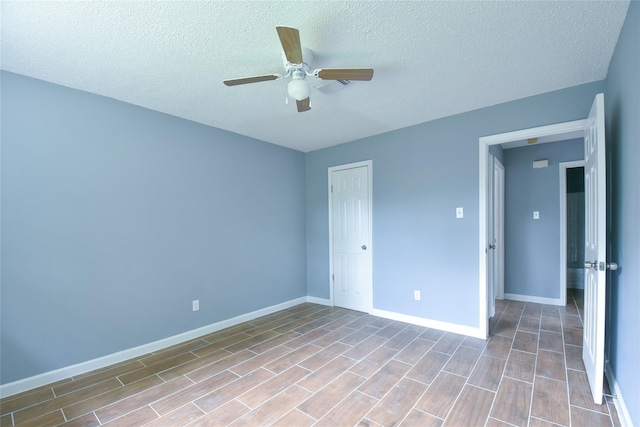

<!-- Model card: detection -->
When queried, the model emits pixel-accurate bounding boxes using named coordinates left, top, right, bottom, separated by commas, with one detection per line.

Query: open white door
left=487, top=155, right=505, bottom=318
left=492, top=157, right=505, bottom=302
left=330, top=162, right=372, bottom=313
left=583, top=93, right=611, bottom=405
left=487, top=156, right=496, bottom=318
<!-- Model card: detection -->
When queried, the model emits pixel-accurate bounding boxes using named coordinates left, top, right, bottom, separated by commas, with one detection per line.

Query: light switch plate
left=533, top=211, right=540, bottom=219
left=456, top=207, right=463, bottom=218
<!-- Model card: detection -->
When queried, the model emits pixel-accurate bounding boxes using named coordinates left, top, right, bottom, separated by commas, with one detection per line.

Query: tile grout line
left=485, top=299, right=521, bottom=427
left=566, top=289, right=615, bottom=426
left=434, top=324, right=496, bottom=424
left=299, top=369, right=369, bottom=426
left=565, top=292, right=574, bottom=427
left=62, top=373, right=175, bottom=425
left=526, top=301, right=542, bottom=427
left=355, top=351, right=438, bottom=424
left=392, top=379, right=433, bottom=427
left=416, top=330, right=469, bottom=418
left=243, top=313, right=371, bottom=425
left=225, top=398, right=252, bottom=426
left=91, top=410, right=102, bottom=426
left=482, top=301, right=510, bottom=427
left=308, top=324, right=432, bottom=425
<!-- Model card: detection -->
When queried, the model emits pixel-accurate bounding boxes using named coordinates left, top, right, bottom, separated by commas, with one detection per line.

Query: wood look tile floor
left=1, top=290, right=621, bottom=427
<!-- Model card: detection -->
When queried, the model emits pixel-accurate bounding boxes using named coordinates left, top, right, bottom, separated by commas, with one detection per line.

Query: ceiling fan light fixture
left=287, top=78, right=310, bottom=101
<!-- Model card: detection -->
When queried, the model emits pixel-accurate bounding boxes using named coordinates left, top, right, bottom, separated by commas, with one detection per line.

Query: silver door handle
left=361, top=245, right=367, bottom=250
left=584, top=261, right=598, bottom=269
left=607, top=262, right=619, bottom=271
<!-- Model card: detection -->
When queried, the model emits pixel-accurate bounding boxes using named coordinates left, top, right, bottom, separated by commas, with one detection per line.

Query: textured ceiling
left=1, top=1, right=630, bottom=152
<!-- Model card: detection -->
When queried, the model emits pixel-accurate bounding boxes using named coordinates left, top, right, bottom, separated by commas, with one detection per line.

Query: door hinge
left=331, top=185, right=333, bottom=193
left=332, top=274, right=334, bottom=281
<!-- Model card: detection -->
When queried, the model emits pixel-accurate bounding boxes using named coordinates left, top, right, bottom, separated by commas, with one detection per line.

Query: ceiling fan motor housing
left=282, top=48, right=314, bottom=72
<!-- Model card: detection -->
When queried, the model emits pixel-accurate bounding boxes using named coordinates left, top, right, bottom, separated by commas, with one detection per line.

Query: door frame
left=478, top=120, right=587, bottom=338
left=328, top=160, right=373, bottom=311
left=559, top=160, right=586, bottom=307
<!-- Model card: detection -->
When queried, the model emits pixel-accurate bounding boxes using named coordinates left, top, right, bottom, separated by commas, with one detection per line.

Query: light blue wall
left=0, top=71, right=307, bottom=384
left=604, top=0, right=640, bottom=422
left=489, top=144, right=504, bottom=164
left=503, top=139, right=584, bottom=299
left=305, top=81, right=604, bottom=328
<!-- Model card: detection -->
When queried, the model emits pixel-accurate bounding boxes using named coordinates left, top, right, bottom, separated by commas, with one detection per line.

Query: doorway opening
left=478, top=119, right=587, bottom=338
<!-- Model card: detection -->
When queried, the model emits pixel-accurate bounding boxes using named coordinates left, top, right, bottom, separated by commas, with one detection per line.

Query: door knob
left=606, top=262, right=619, bottom=271
left=361, top=245, right=367, bottom=250
left=584, top=261, right=597, bottom=269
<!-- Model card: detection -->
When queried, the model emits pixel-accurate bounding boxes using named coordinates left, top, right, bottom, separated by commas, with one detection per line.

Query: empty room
left=1, top=1, right=638, bottom=426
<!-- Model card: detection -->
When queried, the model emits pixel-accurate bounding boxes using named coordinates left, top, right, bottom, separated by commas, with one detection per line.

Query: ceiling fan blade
left=296, top=98, right=311, bottom=113
left=223, top=74, right=280, bottom=86
left=276, top=26, right=303, bottom=64
left=316, top=68, right=374, bottom=81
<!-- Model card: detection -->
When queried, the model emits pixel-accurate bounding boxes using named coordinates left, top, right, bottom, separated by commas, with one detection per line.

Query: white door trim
left=478, top=119, right=587, bottom=338
left=328, top=160, right=373, bottom=311
left=559, top=160, right=586, bottom=307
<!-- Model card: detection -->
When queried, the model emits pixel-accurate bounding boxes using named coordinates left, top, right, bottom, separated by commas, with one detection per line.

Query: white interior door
left=487, top=155, right=505, bottom=319
left=487, top=156, right=496, bottom=318
left=330, top=164, right=372, bottom=313
left=583, top=93, right=608, bottom=405
left=493, top=158, right=505, bottom=302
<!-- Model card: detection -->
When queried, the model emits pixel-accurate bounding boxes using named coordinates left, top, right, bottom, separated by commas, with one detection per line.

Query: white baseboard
left=0, top=296, right=308, bottom=398
left=370, top=308, right=484, bottom=339
left=504, top=293, right=563, bottom=306
left=306, top=296, right=332, bottom=306
left=306, top=297, right=484, bottom=339
left=605, top=361, right=633, bottom=427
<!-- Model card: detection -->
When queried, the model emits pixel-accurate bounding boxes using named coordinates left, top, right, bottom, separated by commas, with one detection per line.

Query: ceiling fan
left=223, top=26, right=374, bottom=113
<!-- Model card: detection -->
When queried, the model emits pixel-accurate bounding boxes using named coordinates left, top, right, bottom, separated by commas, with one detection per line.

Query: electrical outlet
left=456, top=207, right=463, bottom=218
left=414, top=290, right=421, bottom=301
left=192, top=300, right=199, bottom=311
left=533, top=211, right=540, bottom=220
